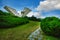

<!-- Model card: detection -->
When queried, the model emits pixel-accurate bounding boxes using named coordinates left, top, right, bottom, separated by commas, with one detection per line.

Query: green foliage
left=41, top=17, right=60, bottom=37
left=24, top=16, right=41, bottom=22
left=0, top=10, right=8, bottom=16
left=0, top=10, right=29, bottom=28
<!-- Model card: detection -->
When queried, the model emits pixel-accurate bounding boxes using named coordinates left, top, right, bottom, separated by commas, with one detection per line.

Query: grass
left=41, top=30, right=60, bottom=40
left=41, top=31, right=60, bottom=40
left=0, top=21, right=40, bottom=40
left=42, top=35, right=60, bottom=40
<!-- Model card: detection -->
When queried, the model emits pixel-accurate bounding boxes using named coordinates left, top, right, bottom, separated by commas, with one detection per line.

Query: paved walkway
left=28, top=27, right=43, bottom=40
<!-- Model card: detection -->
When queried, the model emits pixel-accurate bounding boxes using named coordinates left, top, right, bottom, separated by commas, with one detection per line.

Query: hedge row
left=0, top=10, right=29, bottom=28
left=0, top=16, right=29, bottom=28
left=41, top=17, right=60, bottom=37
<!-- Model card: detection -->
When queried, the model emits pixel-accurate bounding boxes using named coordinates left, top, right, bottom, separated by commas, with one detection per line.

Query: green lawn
left=42, top=35, right=60, bottom=40
left=41, top=31, right=60, bottom=40
left=0, top=21, right=40, bottom=40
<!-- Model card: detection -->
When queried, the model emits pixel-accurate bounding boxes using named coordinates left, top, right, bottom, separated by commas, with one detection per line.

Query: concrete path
left=28, top=27, right=43, bottom=40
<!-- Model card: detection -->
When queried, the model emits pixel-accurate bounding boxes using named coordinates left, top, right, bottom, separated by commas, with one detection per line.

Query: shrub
left=41, top=17, right=60, bottom=37
left=0, top=16, right=29, bottom=28
left=0, top=10, right=29, bottom=28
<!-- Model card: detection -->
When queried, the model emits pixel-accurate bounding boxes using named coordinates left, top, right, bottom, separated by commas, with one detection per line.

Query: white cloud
left=17, top=11, right=22, bottom=17
left=36, top=0, right=60, bottom=11
left=33, top=12, right=41, bottom=18
left=55, top=4, right=60, bottom=9
left=27, top=12, right=34, bottom=17
left=40, top=16, right=45, bottom=18
left=27, top=11, right=40, bottom=18
left=36, top=0, right=60, bottom=18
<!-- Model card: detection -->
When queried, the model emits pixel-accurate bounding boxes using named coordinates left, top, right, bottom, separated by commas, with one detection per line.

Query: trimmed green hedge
left=0, top=10, right=29, bottom=28
left=41, top=17, right=60, bottom=37
left=0, top=16, right=29, bottom=28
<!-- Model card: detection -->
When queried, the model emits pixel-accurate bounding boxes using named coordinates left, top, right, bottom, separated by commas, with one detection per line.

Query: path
left=28, top=27, right=43, bottom=40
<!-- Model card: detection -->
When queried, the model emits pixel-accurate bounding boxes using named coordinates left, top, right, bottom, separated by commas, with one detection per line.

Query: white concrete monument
left=21, top=7, right=31, bottom=17
left=4, top=6, right=19, bottom=16
left=4, top=6, right=31, bottom=17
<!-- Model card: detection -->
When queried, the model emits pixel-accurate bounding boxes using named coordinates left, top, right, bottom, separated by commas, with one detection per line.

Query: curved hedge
left=0, top=10, right=29, bottom=28
left=0, top=16, right=29, bottom=28
left=41, top=17, right=60, bottom=37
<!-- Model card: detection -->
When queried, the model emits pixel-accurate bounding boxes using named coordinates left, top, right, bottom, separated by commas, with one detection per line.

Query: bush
left=0, top=16, right=29, bottom=28
left=24, top=16, right=41, bottom=22
left=41, top=17, right=60, bottom=37
left=0, top=10, right=12, bottom=16
left=0, top=10, right=29, bottom=28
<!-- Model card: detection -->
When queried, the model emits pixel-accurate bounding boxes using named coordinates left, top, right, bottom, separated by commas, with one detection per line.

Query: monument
left=4, top=6, right=31, bottom=17
left=21, top=7, right=31, bottom=17
left=4, top=6, right=19, bottom=16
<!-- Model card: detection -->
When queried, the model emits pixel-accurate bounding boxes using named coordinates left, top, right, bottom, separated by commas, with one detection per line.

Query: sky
left=36, top=0, right=60, bottom=18
left=0, top=0, right=60, bottom=18
left=0, top=0, right=41, bottom=11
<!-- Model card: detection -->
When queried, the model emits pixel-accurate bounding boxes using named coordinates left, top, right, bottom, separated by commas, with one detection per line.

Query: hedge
left=41, top=17, right=60, bottom=37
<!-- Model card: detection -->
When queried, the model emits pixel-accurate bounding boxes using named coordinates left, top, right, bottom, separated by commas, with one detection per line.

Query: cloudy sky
left=0, top=0, right=60, bottom=18
left=36, top=0, right=60, bottom=18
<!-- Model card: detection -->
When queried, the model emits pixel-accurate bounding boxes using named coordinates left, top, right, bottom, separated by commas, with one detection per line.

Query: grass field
left=0, top=21, right=40, bottom=40
left=42, top=35, right=60, bottom=40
